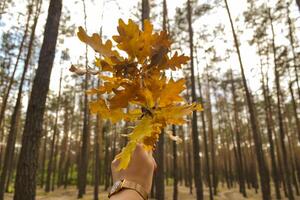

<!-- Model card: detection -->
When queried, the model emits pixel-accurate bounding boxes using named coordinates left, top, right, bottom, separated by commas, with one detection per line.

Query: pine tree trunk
left=197, top=74, right=213, bottom=200
left=0, top=1, right=41, bottom=198
left=40, top=131, right=48, bottom=188
left=141, top=0, right=150, bottom=29
left=269, top=9, right=295, bottom=200
left=187, top=0, right=203, bottom=199
left=78, top=0, right=90, bottom=196
left=13, top=0, right=62, bottom=199
left=0, top=1, right=32, bottom=132
left=258, top=49, right=281, bottom=199
left=57, top=105, right=69, bottom=188
left=229, top=71, right=247, bottom=197
left=287, top=3, right=300, bottom=99
left=172, top=126, right=178, bottom=200
left=224, top=1, right=271, bottom=199
left=94, top=115, right=102, bottom=200
left=289, top=82, right=300, bottom=143
left=205, top=72, right=217, bottom=196
left=45, top=72, right=62, bottom=192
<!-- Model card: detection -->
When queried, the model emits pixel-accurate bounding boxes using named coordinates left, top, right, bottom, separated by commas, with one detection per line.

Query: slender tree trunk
left=155, top=132, right=165, bottom=200
left=13, top=0, right=62, bottom=198
left=229, top=70, right=247, bottom=197
left=287, top=4, right=300, bottom=99
left=269, top=9, right=295, bottom=200
left=187, top=139, right=193, bottom=195
left=78, top=0, right=90, bottom=197
left=141, top=0, right=150, bottom=29
left=289, top=82, right=300, bottom=143
left=197, top=74, right=213, bottom=200
left=172, top=125, right=178, bottom=200
left=40, top=131, right=48, bottom=188
left=45, top=71, right=62, bottom=192
left=94, top=115, right=102, bottom=200
left=224, top=1, right=271, bottom=199
left=0, top=1, right=42, bottom=198
left=0, top=1, right=32, bottom=132
left=259, top=59, right=281, bottom=199
left=187, top=0, right=203, bottom=199
left=205, top=72, right=218, bottom=196
left=51, top=130, right=59, bottom=191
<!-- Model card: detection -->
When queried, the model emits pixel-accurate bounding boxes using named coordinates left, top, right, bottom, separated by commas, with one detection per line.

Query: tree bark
left=205, top=72, right=218, bottom=196
left=269, top=9, right=294, bottom=200
left=0, top=1, right=32, bottom=132
left=171, top=126, right=178, bottom=200
left=258, top=46, right=282, bottom=199
left=229, top=71, right=247, bottom=197
left=78, top=0, right=91, bottom=197
left=141, top=0, right=150, bottom=29
left=289, top=82, right=300, bottom=143
left=45, top=71, right=63, bottom=192
left=94, top=115, right=102, bottom=200
left=13, top=0, right=62, bottom=199
left=0, top=1, right=41, bottom=198
left=187, top=0, right=203, bottom=199
left=197, top=74, right=213, bottom=200
left=224, top=0, right=271, bottom=199
left=287, top=3, right=300, bottom=101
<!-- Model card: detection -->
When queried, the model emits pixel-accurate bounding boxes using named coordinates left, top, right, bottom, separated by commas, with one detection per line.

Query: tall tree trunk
left=78, top=0, right=90, bottom=197
left=141, top=0, right=150, bottom=29
left=0, top=1, right=33, bottom=132
left=94, top=115, right=102, bottom=200
left=229, top=70, right=247, bottom=197
left=287, top=3, right=300, bottom=101
left=197, top=74, right=213, bottom=200
left=45, top=71, right=62, bottom=192
left=172, top=125, right=178, bottom=200
left=51, top=130, right=59, bottom=191
left=224, top=1, right=271, bottom=199
left=269, top=9, right=294, bottom=200
left=154, top=0, right=166, bottom=198
left=57, top=100, right=70, bottom=187
left=289, top=82, right=300, bottom=143
left=40, top=129, right=48, bottom=188
left=205, top=72, right=217, bottom=196
left=259, top=56, right=281, bottom=199
left=187, top=0, right=203, bottom=199
left=187, top=138, right=193, bottom=194
left=0, top=1, right=42, bottom=198
left=13, top=0, right=62, bottom=199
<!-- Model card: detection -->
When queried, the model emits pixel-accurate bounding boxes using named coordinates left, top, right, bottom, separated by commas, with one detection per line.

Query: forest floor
left=4, top=186, right=300, bottom=200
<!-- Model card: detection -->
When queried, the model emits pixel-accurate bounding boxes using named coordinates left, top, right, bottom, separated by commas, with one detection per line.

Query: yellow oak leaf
left=128, top=116, right=155, bottom=141
left=159, top=78, right=186, bottom=107
left=89, top=99, right=124, bottom=123
left=155, top=103, right=200, bottom=125
left=112, top=19, right=141, bottom=59
left=77, top=27, right=121, bottom=59
left=115, top=141, right=137, bottom=170
left=165, top=52, right=190, bottom=70
left=109, top=83, right=139, bottom=109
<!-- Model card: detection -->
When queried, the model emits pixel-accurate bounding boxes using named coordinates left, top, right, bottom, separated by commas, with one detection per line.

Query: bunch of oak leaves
left=70, top=19, right=203, bottom=170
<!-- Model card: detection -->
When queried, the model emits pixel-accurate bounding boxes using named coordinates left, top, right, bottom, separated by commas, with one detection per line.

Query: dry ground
left=4, top=186, right=300, bottom=199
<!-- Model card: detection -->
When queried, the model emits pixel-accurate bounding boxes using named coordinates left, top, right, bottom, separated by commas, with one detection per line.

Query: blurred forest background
left=0, top=0, right=300, bottom=199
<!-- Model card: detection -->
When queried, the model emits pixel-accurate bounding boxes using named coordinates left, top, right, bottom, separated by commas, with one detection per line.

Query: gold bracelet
left=108, top=179, right=148, bottom=200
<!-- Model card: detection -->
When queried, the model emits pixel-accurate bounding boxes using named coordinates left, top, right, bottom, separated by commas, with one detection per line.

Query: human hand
left=111, top=144, right=157, bottom=194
